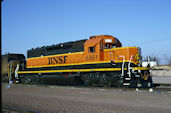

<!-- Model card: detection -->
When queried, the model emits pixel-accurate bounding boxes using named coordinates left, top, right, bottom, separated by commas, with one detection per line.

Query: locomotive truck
left=17, top=35, right=153, bottom=88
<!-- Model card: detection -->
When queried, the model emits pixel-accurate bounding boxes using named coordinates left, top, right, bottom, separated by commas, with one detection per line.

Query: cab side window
left=105, top=44, right=116, bottom=49
left=89, top=46, right=95, bottom=53
left=105, top=44, right=110, bottom=49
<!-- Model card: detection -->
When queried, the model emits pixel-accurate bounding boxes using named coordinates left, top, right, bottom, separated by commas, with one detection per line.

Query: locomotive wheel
left=113, top=77, right=123, bottom=87
left=82, top=74, right=91, bottom=86
left=24, top=77, right=32, bottom=84
left=19, top=77, right=25, bottom=84
left=106, top=82, right=112, bottom=87
left=19, top=75, right=32, bottom=84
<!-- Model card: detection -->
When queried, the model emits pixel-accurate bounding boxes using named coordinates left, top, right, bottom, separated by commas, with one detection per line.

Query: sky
left=2, top=0, right=171, bottom=64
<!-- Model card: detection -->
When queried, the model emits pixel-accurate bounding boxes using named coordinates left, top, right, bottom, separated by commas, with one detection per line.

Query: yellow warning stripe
left=18, top=67, right=150, bottom=74
left=133, top=67, right=150, bottom=70
left=18, top=68, right=127, bottom=74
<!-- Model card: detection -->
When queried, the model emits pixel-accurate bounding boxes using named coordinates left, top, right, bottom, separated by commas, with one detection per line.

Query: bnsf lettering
left=48, top=56, right=68, bottom=64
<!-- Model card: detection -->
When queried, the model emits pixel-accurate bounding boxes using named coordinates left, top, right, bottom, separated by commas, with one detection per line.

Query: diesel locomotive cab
left=101, top=36, right=152, bottom=87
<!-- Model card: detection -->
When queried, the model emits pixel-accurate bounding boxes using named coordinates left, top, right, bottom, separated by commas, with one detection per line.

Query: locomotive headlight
left=135, top=53, right=140, bottom=62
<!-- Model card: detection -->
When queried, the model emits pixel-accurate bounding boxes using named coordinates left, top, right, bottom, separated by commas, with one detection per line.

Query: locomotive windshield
left=105, top=43, right=116, bottom=49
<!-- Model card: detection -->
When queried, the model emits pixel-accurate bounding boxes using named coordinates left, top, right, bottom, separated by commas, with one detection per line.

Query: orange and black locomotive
left=18, top=35, right=153, bottom=88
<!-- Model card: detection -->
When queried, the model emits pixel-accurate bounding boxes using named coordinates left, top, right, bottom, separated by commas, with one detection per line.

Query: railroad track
left=2, top=82, right=171, bottom=113
left=4, top=81, right=171, bottom=94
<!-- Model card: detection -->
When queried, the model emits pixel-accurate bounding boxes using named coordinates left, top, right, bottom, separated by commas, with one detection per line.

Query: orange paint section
left=26, top=52, right=84, bottom=68
left=27, top=35, right=140, bottom=68
left=104, top=47, right=139, bottom=64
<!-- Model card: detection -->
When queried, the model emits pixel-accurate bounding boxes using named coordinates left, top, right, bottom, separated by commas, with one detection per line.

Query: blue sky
left=2, top=0, right=171, bottom=64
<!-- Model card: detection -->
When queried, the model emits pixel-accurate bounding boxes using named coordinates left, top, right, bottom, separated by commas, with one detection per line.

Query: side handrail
left=118, top=55, right=125, bottom=77
left=9, top=62, right=13, bottom=85
left=128, top=55, right=133, bottom=77
left=15, top=64, right=20, bottom=79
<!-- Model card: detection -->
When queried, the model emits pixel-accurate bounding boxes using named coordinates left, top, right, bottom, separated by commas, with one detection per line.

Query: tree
left=164, top=54, right=171, bottom=65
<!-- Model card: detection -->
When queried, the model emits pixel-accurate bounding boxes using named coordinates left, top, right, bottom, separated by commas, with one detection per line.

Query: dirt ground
left=2, top=83, right=171, bottom=113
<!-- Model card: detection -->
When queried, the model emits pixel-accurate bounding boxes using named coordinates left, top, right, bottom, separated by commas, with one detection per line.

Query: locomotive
left=17, top=35, right=153, bottom=88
